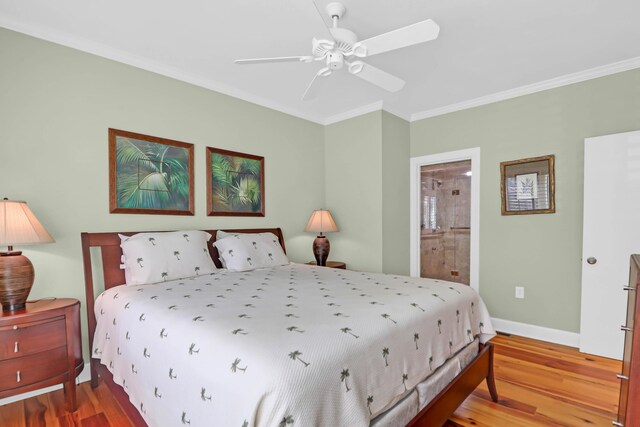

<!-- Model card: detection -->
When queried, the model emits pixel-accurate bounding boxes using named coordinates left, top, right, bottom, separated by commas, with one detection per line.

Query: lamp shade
left=304, top=209, right=338, bottom=233
left=0, top=199, right=55, bottom=247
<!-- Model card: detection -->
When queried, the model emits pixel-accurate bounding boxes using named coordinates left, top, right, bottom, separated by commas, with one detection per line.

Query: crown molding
left=411, top=56, right=640, bottom=122
left=322, top=103, right=412, bottom=125
left=380, top=105, right=412, bottom=123
left=322, top=101, right=383, bottom=125
left=0, top=19, right=328, bottom=125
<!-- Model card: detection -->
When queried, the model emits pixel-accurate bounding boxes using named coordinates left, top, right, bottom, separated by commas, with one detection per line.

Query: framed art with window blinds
left=500, top=154, right=555, bottom=215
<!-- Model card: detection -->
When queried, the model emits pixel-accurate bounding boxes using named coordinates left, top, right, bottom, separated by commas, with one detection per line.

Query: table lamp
left=304, top=209, right=338, bottom=266
left=0, top=198, right=55, bottom=311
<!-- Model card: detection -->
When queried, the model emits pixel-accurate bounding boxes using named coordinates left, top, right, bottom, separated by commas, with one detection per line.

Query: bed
left=81, top=228, right=497, bottom=427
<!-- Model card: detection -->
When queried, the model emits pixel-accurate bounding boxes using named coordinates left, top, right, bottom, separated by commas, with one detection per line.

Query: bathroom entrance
left=420, top=160, right=472, bottom=285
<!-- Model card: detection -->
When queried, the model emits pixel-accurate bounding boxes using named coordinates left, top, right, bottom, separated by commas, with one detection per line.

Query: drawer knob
left=12, top=325, right=18, bottom=330
left=617, top=374, right=629, bottom=380
left=14, top=341, right=19, bottom=353
left=621, top=326, right=632, bottom=332
left=16, top=371, right=21, bottom=383
left=612, top=421, right=624, bottom=426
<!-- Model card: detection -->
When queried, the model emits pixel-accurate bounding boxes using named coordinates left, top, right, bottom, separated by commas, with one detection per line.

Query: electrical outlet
left=515, top=286, right=525, bottom=299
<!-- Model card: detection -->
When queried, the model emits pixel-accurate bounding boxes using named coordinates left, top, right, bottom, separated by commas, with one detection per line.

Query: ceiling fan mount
left=325, top=2, right=346, bottom=21
left=235, top=1, right=440, bottom=100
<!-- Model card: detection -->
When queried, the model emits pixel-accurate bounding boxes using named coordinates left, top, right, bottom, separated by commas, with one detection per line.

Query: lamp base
left=312, top=235, right=331, bottom=267
left=0, top=251, right=34, bottom=312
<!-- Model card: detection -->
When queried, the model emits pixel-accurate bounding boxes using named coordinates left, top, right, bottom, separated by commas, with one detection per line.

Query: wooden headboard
left=81, top=228, right=285, bottom=292
left=80, top=227, right=285, bottom=385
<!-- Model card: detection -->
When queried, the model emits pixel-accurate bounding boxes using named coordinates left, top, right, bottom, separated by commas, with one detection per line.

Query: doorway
left=410, top=148, right=480, bottom=291
left=420, top=160, right=472, bottom=284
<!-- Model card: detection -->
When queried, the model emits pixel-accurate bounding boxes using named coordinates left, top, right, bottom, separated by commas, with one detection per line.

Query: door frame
left=409, top=148, right=481, bottom=291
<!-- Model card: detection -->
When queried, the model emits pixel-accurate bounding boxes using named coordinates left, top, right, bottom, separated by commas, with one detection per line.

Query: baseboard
left=491, top=317, right=580, bottom=348
left=0, top=362, right=91, bottom=406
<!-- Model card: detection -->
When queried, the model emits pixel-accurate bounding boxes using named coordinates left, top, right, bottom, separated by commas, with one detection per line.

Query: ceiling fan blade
left=356, top=19, right=440, bottom=57
left=347, top=61, right=405, bottom=92
left=302, top=67, right=332, bottom=101
left=235, top=56, right=314, bottom=65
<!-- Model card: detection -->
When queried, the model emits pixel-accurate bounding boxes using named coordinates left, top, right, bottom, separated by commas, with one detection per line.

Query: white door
left=580, top=130, right=640, bottom=359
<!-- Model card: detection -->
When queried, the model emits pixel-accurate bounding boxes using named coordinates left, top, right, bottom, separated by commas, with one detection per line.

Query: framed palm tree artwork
left=109, top=129, right=194, bottom=215
left=206, top=147, right=265, bottom=216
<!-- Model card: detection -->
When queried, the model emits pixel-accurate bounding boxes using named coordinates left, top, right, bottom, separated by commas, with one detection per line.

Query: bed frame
left=81, top=228, right=497, bottom=427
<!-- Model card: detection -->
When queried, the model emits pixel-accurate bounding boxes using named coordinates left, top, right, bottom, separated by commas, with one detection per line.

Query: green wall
left=0, top=28, right=325, bottom=356
left=323, top=110, right=410, bottom=275
left=411, top=69, right=640, bottom=332
left=381, top=111, right=410, bottom=275
left=325, top=111, right=384, bottom=272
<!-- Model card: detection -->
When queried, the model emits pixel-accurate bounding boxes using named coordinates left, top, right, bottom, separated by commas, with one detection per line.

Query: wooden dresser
left=615, top=255, right=640, bottom=426
left=0, top=298, right=83, bottom=411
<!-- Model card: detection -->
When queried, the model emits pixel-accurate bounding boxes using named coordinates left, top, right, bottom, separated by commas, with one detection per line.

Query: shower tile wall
left=420, top=160, right=471, bottom=285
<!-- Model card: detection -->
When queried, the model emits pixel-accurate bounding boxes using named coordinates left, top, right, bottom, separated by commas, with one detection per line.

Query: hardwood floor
left=450, top=334, right=621, bottom=426
left=0, top=334, right=621, bottom=426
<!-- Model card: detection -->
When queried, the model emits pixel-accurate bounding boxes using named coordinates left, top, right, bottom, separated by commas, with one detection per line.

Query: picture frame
left=500, top=154, right=555, bottom=215
left=206, top=147, right=265, bottom=217
left=109, top=129, right=195, bottom=215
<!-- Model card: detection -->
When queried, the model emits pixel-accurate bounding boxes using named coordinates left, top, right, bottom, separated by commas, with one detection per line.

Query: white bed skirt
left=370, top=338, right=479, bottom=426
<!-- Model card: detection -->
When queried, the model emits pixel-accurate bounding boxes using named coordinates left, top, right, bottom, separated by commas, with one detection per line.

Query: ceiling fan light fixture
left=352, top=43, right=368, bottom=58
left=348, top=61, right=364, bottom=74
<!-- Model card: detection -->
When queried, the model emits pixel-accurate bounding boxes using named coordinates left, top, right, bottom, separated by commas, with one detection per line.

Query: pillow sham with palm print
left=214, top=232, right=289, bottom=272
left=119, top=231, right=217, bottom=285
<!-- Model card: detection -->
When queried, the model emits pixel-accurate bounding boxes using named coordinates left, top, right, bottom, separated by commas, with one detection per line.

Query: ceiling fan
left=235, top=2, right=440, bottom=100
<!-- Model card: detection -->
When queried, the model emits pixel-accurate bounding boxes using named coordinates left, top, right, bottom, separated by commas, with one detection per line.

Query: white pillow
left=214, top=232, right=289, bottom=272
left=120, top=231, right=217, bottom=285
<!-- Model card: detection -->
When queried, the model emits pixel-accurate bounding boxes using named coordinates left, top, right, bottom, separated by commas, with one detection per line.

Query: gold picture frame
left=500, top=155, right=555, bottom=215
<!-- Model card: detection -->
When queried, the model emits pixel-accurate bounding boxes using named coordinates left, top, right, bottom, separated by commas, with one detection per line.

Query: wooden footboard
left=407, top=341, right=498, bottom=427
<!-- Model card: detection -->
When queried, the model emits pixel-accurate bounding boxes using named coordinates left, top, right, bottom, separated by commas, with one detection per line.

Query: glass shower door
left=420, top=160, right=471, bottom=285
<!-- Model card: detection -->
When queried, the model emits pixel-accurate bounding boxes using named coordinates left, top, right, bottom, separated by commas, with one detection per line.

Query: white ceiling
left=1, top=0, right=640, bottom=124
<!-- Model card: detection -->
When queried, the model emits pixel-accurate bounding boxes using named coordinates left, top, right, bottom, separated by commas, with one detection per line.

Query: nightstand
left=0, top=298, right=83, bottom=411
left=306, top=261, right=346, bottom=269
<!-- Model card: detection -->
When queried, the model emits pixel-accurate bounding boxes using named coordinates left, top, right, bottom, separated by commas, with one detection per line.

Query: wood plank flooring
left=0, top=334, right=622, bottom=426
left=449, top=334, right=621, bottom=426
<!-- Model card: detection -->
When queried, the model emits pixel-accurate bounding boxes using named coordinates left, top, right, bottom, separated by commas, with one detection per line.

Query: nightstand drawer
left=0, top=346, right=67, bottom=391
left=0, top=317, right=66, bottom=360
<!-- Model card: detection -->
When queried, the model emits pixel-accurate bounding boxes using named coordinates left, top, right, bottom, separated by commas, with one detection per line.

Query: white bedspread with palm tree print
left=93, top=263, right=495, bottom=427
